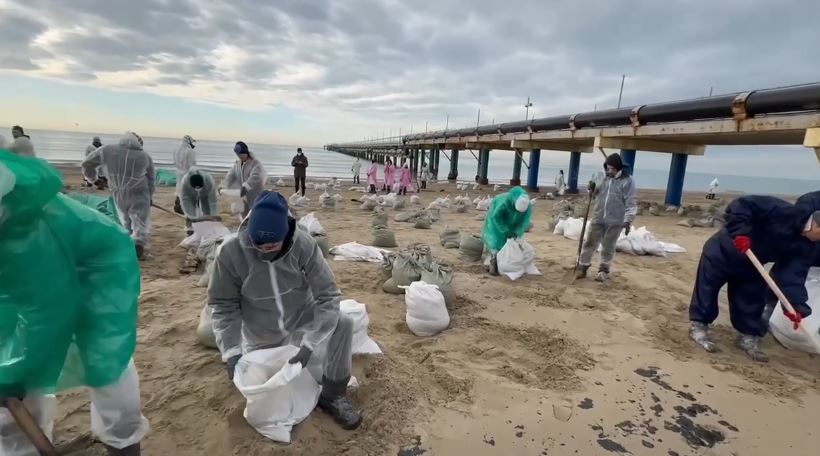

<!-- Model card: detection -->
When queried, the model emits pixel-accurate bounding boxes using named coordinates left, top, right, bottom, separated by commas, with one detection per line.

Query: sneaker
left=574, top=265, right=589, bottom=280
left=689, top=321, right=718, bottom=353
left=736, top=334, right=768, bottom=363
left=318, top=395, right=362, bottom=430
left=594, top=271, right=610, bottom=282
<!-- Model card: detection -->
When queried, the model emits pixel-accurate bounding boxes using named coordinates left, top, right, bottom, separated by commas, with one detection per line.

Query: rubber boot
left=736, top=334, right=769, bottom=363
left=135, top=244, right=146, bottom=261
left=689, top=321, right=717, bottom=353
left=318, top=377, right=362, bottom=430
left=488, top=255, right=499, bottom=276
left=574, top=265, right=590, bottom=280
left=105, top=443, right=140, bottom=455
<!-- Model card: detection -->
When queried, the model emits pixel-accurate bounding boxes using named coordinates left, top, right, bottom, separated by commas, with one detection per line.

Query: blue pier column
left=527, top=149, right=541, bottom=191
left=665, top=153, right=688, bottom=207
left=448, top=149, right=459, bottom=181
left=620, top=149, right=636, bottom=175
left=478, top=149, right=490, bottom=185
left=510, top=149, right=523, bottom=186
left=567, top=151, right=581, bottom=193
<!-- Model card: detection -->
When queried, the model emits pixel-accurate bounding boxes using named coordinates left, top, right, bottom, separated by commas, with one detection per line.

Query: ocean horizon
left=4, top=127, right=817, bottom=196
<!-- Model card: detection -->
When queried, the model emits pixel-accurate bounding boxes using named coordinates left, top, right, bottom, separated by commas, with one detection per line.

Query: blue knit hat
left=234, top=141, right=249, bottom=155
left=248, top=191, right=290, bottom=245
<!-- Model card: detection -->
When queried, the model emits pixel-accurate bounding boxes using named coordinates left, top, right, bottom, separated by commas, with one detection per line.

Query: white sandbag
left=393, top=198, right=406, bottom=210
left=411, top=195, right=421, bottom=205
left=221, top=188, right=241, bottom=197
left=179, top=221, right=231, bottom=252
left=298, top=212, right=325, bottom=236
left=340, top=299, right=382, bottom=355
left=230, top=201, right=243, bottom=215
left=476, top=197, right=491, bottom=211
left=289, top=193, right=300, bottom=205
left=427, top=201, right=441, bottom=210
left=560, top=218, right=585, bottom=241
left=276, top=178, right=286, bottom=187
left=294, top=196, right=310, bottom=208
left=660, top=242, right=687, bottom=253
left=349, top=186, right=366, bottom=192
left=233, top=346, right=321, bottom=443
left=371, top=227, right=398, bottom=248
left=330, top=242, right=388, bottom=262
left=440, top=226, right=461, bottom=249
left=361, top=199, right=378, bottom=211
left=616, top=227, right=666, bottom=257
left=496, top=238, right=541, bottom=281
left=196, top=304, right=217, bottom=348
left=392, top=255, right=421, bottom=286
left=553, top=218, right=567, bottom=235
left=333, top=193, right=343, bottom=202
left=420, top=263, right=456, bottom=308
left=770, top=267, right=820, bottom=354
left=404, top=281, right=449, bottom=337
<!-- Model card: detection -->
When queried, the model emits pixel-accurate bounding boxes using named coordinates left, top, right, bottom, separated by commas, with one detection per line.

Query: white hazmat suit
left=221, top=155, right=266, bottom=219
left=82, top=132, right=155, bottom=248
left=173, top=135, right=196, bottom=197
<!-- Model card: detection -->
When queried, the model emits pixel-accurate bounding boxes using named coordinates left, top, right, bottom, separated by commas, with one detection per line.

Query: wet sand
left=52, top=165, right=820, bottom=455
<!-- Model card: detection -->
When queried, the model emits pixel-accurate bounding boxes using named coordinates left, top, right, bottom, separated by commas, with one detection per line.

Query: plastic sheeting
left=0, top=151, right=140, bottom=396
left=66, top=193, right=121, bottom=226
left=770, top=267, right=820, bottom=354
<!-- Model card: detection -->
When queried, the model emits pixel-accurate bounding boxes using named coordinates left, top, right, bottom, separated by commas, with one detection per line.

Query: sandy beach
left=50, top=165, right=819, bottom=456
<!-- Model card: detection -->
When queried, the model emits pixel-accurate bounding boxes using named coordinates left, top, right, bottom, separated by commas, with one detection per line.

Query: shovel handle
left=2, top=398, right=59, bottom=455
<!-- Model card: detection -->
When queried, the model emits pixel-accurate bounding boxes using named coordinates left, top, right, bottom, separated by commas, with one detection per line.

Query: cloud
left=3, top=0, right=820, bottom=143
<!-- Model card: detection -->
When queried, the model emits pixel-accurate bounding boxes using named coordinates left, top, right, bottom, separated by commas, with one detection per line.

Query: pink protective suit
left=384, top=163, right=395, bottom=188
left=367, top=163, right=378, bottom=185
left=400, top=165, right=412, bottom=190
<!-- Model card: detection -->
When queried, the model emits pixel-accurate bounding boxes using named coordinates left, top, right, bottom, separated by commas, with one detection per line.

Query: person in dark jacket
left=575, top=153, right=637, bottom=282
left=292, top=147, right=308, bottom=196
left=689, top=191, right=820, bottom=362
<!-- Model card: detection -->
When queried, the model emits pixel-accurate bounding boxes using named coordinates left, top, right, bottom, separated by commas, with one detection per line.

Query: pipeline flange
left=629, top=105, right=644, bottom=127
left=732, top=91, right=754, bottom=121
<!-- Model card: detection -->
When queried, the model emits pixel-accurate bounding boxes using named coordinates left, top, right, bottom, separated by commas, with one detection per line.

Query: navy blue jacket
left=721, top=192, right=820, bottom=314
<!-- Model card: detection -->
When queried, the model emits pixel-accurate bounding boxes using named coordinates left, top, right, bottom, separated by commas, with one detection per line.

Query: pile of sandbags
left=439, top=226, right=461, bottom=249
left=459, top=233, right=484, bottom=262
left=475, top=195, right=491, bottom=211
left=381, top=244, right=433, bottom=294
left=414, top=215, right=432, bottom=229
left=360, top=195, right=379, bottom=211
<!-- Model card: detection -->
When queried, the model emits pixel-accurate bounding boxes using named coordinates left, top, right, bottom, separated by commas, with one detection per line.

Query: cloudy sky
left=0, top=0, right=819, bottom=178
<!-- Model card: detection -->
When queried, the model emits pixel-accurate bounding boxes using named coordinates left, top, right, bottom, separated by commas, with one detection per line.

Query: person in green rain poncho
left=482, top=186, right=533, bottom=276
left=0, top=151, right=148, bottom=456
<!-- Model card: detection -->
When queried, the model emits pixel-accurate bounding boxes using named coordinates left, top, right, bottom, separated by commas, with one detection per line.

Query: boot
left=689, top=321, right=717, bottom=353
left=135, top=244, right=146, bottom=261
left=173, top=197, right=184, bottom=215
left=574, top=264, right=590, bottom=280
left=318, top=377, right=362, bottom=430
left=488, top=256, right=499, bottom=276
left=105, top=443, right=140, bottom=455
left=594, top=265, right=611, bottom=283
left=736, top=334, right=768, bottom=363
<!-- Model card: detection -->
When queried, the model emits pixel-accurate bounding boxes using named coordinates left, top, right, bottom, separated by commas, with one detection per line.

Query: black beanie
left=189, top=173, right=205, bottom=188
left=234, top=141, right=249, bottom=155
left=604, top=153, right=623, bottom=171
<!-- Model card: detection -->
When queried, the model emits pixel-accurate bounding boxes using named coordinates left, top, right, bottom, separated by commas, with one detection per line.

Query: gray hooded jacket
left=207, top=220, right=341, bottom=360
left=180, top=168, right=218, bottom=218
left=590, top=166, right=637, bottom=225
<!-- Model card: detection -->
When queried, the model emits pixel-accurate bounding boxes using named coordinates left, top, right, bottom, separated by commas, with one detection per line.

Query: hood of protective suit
left=0, top=150, right=62, bottom=227
left=482, top=186, right=533, bottom=252
left=119, top=132, right=143, bottom=151
left=794, top=191, right=820, bottom=233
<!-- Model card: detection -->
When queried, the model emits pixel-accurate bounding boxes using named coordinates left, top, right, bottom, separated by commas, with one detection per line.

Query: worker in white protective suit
left=219, top=141, right=266, bottom=219
left=208, top=191, right=362, bottom=431
left=555, top=169, right=567, bottom=196
left=82, top=132, right=155, bottom=260
left=173, top=135, right=196, bottom=214
left=10, top=126, right=35, bottom=157
left=180, top=167, right=220, bottom=234
left=707, top=178, right=719, bottom=200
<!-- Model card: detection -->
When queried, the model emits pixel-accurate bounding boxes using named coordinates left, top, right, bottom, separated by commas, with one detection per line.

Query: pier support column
left=510, top=149, right=522, bottom=186
left=478, top=148, right=490, bottom=185
left=432, top=147, right=440, bottom=179
left=620, top=149, right=636, bottom=175
left=526, top=149, right=541, bottom=191
left=567, top=151, right=581, bottom=193
left=448, top=149, right=459, bottom=182
left=665, top=153, right=688, bottom=207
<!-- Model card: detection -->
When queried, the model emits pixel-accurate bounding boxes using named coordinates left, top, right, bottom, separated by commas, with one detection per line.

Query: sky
left=0, top=0, right=819, bottom=178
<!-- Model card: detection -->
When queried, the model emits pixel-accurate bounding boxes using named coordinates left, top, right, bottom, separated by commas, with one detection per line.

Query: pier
left=327, top=83, right=820, bottom=206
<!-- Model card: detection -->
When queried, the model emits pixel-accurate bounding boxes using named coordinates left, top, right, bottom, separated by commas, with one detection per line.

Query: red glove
left=784, top=310, right=803, bottom=330
left=733, top=235, right=751, bottom=253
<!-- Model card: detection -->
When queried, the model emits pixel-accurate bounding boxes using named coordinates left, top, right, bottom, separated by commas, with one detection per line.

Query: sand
left=49, top=166, right=820, bottom=455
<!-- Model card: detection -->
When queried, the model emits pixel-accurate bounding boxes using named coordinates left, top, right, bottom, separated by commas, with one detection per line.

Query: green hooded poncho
left=0, top=151, right=140, bottom=397
left=482, top=186, right=533, bottom=252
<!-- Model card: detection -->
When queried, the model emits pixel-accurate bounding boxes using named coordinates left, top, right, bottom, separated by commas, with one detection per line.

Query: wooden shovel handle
left=2, top=397, right=59, bottom=455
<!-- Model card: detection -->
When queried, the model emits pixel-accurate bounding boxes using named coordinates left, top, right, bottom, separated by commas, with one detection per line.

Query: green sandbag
left=155, top=168, right=177, bottom=186
left=66, top=193, right=121, bottom=226
left=0, top=151, right=139, bottom=396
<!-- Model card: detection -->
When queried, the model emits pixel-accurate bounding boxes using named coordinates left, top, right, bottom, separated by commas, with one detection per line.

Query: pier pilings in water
left=526, top=148, right=540, bottom=191
left=448, top=149, right=459, bottom=181
left=478, top=148, right=490, bottom=185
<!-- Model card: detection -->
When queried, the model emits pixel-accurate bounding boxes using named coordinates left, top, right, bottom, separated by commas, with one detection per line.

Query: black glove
left=288, top=346, right=312, bottom=368
left=588, top=181, right=596, bottom=192
left=240, top=186, right=248, bottom=198
left=623, top=223, right=631, bottom=236
left=226, top=355, right=241, bottom=381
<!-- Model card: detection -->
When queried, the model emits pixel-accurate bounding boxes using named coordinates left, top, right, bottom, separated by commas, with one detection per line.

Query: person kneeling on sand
left=0, top=151, right=148, bottom=455
left=482, top=186, right=533, bottom=276
left=689, top=191, right=820, bottom=362
left=575, top=153, right=637, bottom=282
left=208, top=191, right=362, bottom=430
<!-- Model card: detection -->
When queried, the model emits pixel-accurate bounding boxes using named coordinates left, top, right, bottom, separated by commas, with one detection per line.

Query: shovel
left=1, top=398, right=59, bottom=455
left=151, top=202, right=186, bottom=219
left=567, top=188, right=595, bottom=283
left=746, top=249, right=820, bottom=352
